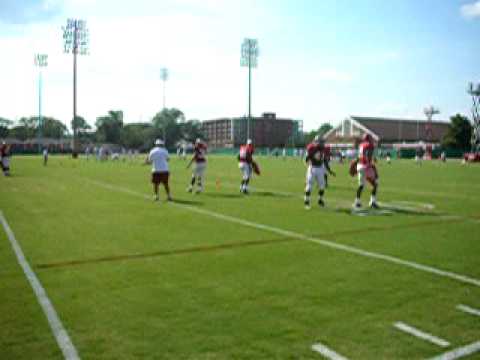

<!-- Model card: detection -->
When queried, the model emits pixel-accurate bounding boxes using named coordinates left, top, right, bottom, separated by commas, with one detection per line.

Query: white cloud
left=461, top=1, right=480, bottom=19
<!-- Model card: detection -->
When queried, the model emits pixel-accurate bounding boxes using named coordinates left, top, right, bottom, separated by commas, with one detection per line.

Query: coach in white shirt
left=146, top=139, right=172, bottom=201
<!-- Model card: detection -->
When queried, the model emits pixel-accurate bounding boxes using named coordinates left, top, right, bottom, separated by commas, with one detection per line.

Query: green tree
left=0, top=117, right=12, bottom=138
left=8, top=117, right=37, bottom=140
left=42, top=117, right=68, bottom=139
left=72, top=116, right=92, bottom=143
left=442, top=114, right=472, bottom=150
left=181, top=119, right=204, bottom=142
left=72, top=116, right=91, bottom=133
left=96, top=111, right=124, bottom=143
left=303, top=123, right=333, bottom=144
left=121, top=123, right=153, bottom=150
left=318, top=123, right=333, bottom=137
left=151, top=108, right=185, bottom=148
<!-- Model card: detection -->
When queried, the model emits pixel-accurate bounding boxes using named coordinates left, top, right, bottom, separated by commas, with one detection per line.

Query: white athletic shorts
left=305, top=165, right=326, bottom=192
left=357, top=164, right=378, bottom=186
left=238, top=162, right=252, bottom=180
left=194, top=162, right=207, bottom=177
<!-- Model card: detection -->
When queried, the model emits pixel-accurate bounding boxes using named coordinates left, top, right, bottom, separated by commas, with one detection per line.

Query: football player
left=353, top=134, right=379, bottom=209
left=186, top=138, right=207, bottom=193
left=238, top=139, right=255, bottom=194
left=304, top=135, right=336, bottom=209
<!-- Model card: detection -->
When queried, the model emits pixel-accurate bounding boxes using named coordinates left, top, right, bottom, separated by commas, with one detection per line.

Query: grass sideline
left=1, top=155, right=480, bottom=359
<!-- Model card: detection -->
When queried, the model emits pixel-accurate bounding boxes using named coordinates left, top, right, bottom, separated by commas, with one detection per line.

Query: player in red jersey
left=186, top=138, right=207, bottom=193
left=353, top=133, right=379, bottom=209
left=304, top=135, right=336, bottom=208
left=238, top=139, right=255, bottom=194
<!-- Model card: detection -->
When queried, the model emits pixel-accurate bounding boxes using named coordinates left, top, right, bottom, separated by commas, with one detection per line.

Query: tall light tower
left=241, top=38, right=259, bottom=142
left=160, top=67, right=168, bottom=109
left=424, top=105, right=440, bottom=142
left=160, top=67, right=168, bottom=142
left=34, top=53, right=48, bottom=153
left=62, top=18, right=89, bottom=156
left=468, top=82, right=480, bottom=152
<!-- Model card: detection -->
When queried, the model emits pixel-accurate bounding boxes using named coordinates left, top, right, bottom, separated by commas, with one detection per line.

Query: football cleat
left=369, top=201, right=379, bottom=209
left=318, top=198, right=325, bottom=207
left=353, top=200, right=362, bottom=209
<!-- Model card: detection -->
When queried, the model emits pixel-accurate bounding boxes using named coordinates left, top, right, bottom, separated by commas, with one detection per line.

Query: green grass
left=1, top=155, right=480, bottom=359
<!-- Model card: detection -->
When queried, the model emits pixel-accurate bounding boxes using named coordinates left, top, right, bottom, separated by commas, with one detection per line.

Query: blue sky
left=0, top=0, right=479, bottom=131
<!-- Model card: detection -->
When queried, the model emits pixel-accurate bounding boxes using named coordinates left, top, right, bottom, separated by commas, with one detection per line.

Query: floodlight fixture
left=35, top=54, right=48, bottom=67
left=423, top=105, right=440, bottom=143
left=34, top=53, right=48, bottom=152
left=240, top=38, right=259, bottom=142
left=62, top=18, right=90, bottom=156
left=424, top=105, right=440, bottom=121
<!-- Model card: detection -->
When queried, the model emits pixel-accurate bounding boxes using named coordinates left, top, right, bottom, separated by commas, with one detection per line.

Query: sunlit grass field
left=1, top=154, right=480, bottom=359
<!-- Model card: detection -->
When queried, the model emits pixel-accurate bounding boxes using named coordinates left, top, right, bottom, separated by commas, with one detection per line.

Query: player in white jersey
left=145, top=139, right=172, bottom=201
left=42, top=147, right=48, bottom=166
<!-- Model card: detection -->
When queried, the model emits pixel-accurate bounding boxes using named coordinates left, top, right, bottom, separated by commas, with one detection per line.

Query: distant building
left=323, top=116, right=450, bottom=148
left=201, top=113, right=302, bottom=148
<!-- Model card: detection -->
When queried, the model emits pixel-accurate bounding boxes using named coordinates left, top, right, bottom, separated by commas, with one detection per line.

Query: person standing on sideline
left=145, top=139, right=172, bottom=201
left=186, top=138, right=207, bottom=193
left=238, top=139, right=255, bottom=194
left=1, top=142, right=11, bottom=176
left=43, top=146, right=48, bottom=166
left=304, top=135, right=335, bottom=209
left=353, top=134, right=379, bottom=209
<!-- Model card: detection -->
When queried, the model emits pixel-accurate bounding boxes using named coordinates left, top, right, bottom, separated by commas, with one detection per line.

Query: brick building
left=323, top=116, right=450, bottom=147
left=201, top=113, right=302, bottom=148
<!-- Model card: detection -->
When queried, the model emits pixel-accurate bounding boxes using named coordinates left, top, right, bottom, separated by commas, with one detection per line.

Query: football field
left=1, top=155, right=480, bottom=359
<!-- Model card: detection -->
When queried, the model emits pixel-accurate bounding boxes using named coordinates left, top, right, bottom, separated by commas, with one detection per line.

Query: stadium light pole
left=34, top=53, right=48, bottom=153
left=468, top=82, right=480, bottom=152
left=241, top=38, right=259, bottom=142
left=62, top=18, right=89, bottom=157
left=160, top=68, right=168, bottom=142
left=423, top=105, right=440, bottom=142
left=160, top=67, right=168, bottom=110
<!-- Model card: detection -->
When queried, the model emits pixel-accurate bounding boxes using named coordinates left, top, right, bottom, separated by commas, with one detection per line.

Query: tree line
left=0, top=111, right=474, bottom=150
left=0, top=108, right=204, bottom=151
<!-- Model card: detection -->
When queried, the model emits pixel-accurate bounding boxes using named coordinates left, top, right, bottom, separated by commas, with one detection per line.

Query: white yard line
left=393, top=322, right=450, bottom=348
left=311, top=343, right=349, bottom=360
left=457, top=304, right=480, bottom=317
left=0, top=211, right=79, bottom=360
left=87, top=179, right=480, bottom=288
left=428, top=341, right=480, bottom=360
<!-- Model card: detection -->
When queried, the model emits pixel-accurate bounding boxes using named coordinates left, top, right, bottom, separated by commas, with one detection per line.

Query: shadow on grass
left=170, top=198, right=204, bottom=206
left=204, top=193, right=243, bottom=199
left=330, top=204, right=441, bottom=217
left=251, top=191, right=292, bottom=198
